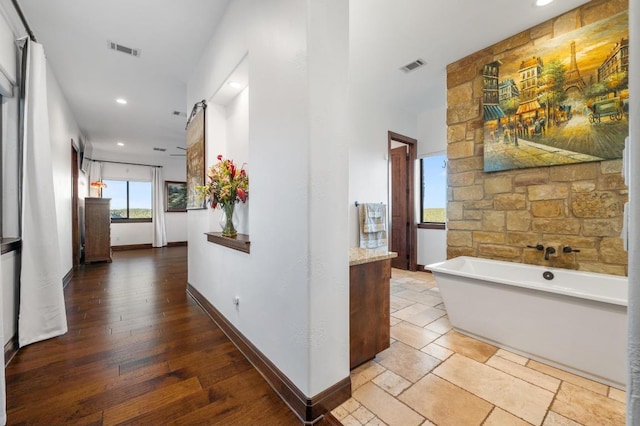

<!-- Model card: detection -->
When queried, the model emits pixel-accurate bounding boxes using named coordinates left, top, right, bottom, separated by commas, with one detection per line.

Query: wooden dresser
left=84, top=198, right=112, bottom=263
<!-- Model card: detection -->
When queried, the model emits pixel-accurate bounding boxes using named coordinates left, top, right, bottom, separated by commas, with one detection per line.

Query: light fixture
left=117, top=142, right=125, bottom=146
left=536, top=0, right=554, bottom=6
left=116, top=98, right=127, bottom=105
left=228, top=81, right=243, bottom=89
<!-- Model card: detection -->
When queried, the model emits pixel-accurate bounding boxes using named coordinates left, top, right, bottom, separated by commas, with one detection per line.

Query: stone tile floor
left=332, top=269, right=626, bottom=426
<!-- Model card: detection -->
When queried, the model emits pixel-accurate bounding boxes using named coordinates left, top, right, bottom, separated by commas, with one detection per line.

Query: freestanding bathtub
left=427, top=256, right=627, bottom=388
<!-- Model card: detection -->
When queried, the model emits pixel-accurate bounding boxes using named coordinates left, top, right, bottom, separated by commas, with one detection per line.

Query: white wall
left=187, top=0, right=350, bottom=399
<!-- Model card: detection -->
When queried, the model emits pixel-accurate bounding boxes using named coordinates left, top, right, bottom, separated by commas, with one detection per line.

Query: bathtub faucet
left=544, top=246, right=556, bottom=260
left=527, top=244, right=544, bottom=251
left=562, top=246, right=581, bottom=253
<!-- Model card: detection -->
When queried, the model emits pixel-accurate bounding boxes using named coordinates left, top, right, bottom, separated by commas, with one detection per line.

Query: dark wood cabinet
left=349, top=258, right=391, bottom=369
left=84, top=198, right=112, bottom=263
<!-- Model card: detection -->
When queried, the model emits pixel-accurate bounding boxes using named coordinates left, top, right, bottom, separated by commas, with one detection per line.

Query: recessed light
left=116, top=98, right=127, bottom=105
left=117, top=142, right=125, bottom=146
left=228, top=81, right=242, bottom=89
left=536, top=0, right=554, bottom=6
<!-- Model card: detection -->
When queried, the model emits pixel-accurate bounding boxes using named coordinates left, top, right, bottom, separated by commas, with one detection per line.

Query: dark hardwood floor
left=5, top=246, right=331, bottom=425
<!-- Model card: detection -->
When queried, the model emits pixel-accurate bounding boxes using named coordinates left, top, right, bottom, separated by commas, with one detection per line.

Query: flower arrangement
left=197, top=154, right=249, bottom=208
left=196, top=155, right=248, bottom=237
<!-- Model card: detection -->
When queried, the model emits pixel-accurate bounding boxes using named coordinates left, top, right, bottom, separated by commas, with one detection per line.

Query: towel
left=358, top=203, right=388, bottom=249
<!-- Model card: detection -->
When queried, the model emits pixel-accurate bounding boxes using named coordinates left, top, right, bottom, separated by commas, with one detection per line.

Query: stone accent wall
left=445, top=0, right=628, bottom=276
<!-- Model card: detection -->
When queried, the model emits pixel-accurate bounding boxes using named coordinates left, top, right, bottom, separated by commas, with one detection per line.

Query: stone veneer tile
left=391, top=304, right=446, bottom=327
left=424, top=316, right=452, bottom=334
left=434, top=354, right=554, bottom=425
left=399, top=374, right=492, bottom=426
left=390, top=322, right=441, bottom=349
left=433, top=331, right=497, bottom=363
left=351, top=361, right=386, bottom=390
left=551, top=382, right=625, bottom=426
left=608, top=387, right=626, bottom=403
left=486, top=355, right=560, bottom=392
left=526, top=360, right=609, bottom=395
left=494, top=348, right=528, bottom=365
left=372, top=370, right=412, bottom=396
left=484, top=407, right=532, bottom=426
left=421, top=343, right=454, bottom=361
left=353, top=382, right=424, bottom=426
left=542, top=411, right=582, bottom=426
left=376, top=341, right=441, bottom=382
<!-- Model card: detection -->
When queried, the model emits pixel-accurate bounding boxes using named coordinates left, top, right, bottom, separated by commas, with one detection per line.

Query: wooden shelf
left=205, top=232, right=251, bottom=254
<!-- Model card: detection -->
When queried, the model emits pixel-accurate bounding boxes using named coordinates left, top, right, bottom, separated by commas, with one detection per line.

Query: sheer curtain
left=152, top=167, right=167, bottom=247
left=88, top=160, right=103, bottom=197
left=18, top=39, right=68, bottom=347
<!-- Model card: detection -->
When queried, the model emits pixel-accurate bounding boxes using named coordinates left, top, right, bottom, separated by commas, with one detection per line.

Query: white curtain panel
left=18, top=40, right=68, bottom=347
left=87, top=160, right=103, bottom=197
left=0, top=255, right=6, bottom=425
left=152, top=167, right=167, bottom=248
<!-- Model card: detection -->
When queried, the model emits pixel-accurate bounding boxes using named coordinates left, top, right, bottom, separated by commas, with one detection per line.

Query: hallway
left=4, top=247, right=300, bottom=424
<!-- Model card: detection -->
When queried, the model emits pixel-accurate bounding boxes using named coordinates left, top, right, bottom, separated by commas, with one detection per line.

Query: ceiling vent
left=172, top=111, right=187, bottom=117
left=108, top=40, right=141, bottom=57
left=153, top=147, right=167, bottom=152
left=400, top=59, right=426, bottom=73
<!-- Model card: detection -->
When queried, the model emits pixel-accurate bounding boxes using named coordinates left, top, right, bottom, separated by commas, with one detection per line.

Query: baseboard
left=63, top=268, right=74, bottom=288
left=112, top=242, right=188, bottom=251
left=417, top=264, right=434, bottom=273
left=4, top=335, right=18, bottom=366
left=187, top=284, right=351, bottom=424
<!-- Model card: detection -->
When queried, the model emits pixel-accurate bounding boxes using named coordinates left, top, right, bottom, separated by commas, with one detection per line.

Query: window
left=419, top=153, right=447, bottom=229
left=101, top=180, right=152, bottom=221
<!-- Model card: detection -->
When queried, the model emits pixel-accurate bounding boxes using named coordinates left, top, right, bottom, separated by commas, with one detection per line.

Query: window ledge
left=205, top=232, right=250, bottom=254
left=1, top=237, right=21, bottom=255
left=417, top=223, right=446, bottom=230
left=111, top=218, right=153, bottom=223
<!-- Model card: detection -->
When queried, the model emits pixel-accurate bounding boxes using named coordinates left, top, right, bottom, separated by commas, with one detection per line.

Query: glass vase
left=219, top=202, right=239, bottom=238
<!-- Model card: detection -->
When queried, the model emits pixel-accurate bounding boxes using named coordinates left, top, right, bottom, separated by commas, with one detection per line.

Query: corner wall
left=446, top=0, right=629, bottom=275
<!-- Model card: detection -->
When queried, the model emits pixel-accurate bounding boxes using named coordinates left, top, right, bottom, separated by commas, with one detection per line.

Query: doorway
left=388, top=131, right=417, bottom=271
left=71, top=141, right=80, bottom=268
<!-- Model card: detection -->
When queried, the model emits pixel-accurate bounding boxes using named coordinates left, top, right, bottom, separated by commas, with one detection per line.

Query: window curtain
left=18, top=39, right=68, bottom=347
left=88, top=160, right=103, bottom=197
left=0, top=255, right=5, bottom=425
left=152, top=167, right=167, bottom=247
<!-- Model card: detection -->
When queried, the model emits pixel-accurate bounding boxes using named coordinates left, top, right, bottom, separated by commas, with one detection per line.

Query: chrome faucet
left=544, top=246, right=556, bottom=260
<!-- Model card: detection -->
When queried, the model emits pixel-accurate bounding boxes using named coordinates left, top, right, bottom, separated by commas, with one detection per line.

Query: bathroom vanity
left=349, top=248, right=397, bottom=369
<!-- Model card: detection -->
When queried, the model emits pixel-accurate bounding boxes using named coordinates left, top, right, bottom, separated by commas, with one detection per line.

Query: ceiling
left=3, top=0, right=590, bottom=161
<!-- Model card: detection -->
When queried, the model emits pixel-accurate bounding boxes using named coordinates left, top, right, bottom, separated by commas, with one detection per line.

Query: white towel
left=358, top=204, right=388, bottom=249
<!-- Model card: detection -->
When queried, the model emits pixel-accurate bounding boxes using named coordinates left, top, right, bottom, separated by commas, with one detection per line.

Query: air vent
left=400, top=59, right=426, bottom=73
left=108, top=40, right=141, bottom=57
left=153, top=147, right=167, bottom=152
left=172, top=111, right=187, bottom=117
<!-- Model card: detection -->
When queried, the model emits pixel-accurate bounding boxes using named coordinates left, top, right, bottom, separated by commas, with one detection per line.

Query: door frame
left=71, top=140, right=80, bottom=268
left=388, top=131, right=417, bottom=272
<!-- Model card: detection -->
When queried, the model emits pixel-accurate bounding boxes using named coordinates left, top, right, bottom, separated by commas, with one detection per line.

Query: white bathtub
left=427, top=256, right=627, bottom=388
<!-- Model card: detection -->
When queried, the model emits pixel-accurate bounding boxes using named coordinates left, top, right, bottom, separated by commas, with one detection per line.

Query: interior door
left=71, top=143, right=80, bottom=267
left=391, top=146, right=409, bottom=270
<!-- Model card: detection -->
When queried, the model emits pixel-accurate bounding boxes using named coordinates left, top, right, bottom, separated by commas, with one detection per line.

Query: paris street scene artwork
left=483, top=10, right=628, bottom=172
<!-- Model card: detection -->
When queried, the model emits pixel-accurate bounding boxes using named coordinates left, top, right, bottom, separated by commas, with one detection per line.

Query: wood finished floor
left=5, top=246, right=307, bottom=425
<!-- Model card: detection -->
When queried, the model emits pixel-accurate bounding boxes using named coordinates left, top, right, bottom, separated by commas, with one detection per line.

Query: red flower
left=211, top=201, right=218, bottom=209
left=237, top=187, right=247, bottom=203
left=217, top=154, right=223, bottom=161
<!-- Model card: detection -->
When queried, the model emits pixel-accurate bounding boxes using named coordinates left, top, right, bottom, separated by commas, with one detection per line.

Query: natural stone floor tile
left=421, top=343, right=454, bottom=361
left=342, top=397, right=362, bottom=414
left=389, top=316, right=402, bottom=326
left=421, top=420, right=436, bottom=426
left=353, top=382, right=424, bottom=426
left=372, top=370, right=412, bottom=396
left=424, top=316, right=452, bottom=334
left=487, top=355, right=560, bottom=392
left=351, top=361, right=386, bottom=390
left=542, top=411, right=582, bottom=426
left=551, top=382, right=625, bottom=426
left=434, top=354, right=554, bottom=425
left=484, top=407, right=532, bottom=425
left=390, top=295, right=415, bottom=311
left=398, top=282, right=434, bottom=292
left=376, top=341, right=441, bottom=382
left=495, top=348, right=529, bottom=365
left=390, top=322, right=441, bottom=349
left=527, top=360, right=609, bottom=395
left=394, top=289, right=442, bottom=307
left=366, top=417, right=386, bottom=426
left=433, top=331, right=497, bottom=363
left=399, top=374, right=492, bottom=426
left=608, top=387, right=625, bottom=403
left=341, top=414, right=363, bottom=426
left=352, top=406, right=376, bottom=424
left=391, top=303, right=446, bottom=327
left=331, top=405, right=349, bottom=421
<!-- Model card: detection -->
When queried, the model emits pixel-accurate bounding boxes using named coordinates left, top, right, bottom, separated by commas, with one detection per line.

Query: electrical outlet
left=233, top=296, right=240, bottom=306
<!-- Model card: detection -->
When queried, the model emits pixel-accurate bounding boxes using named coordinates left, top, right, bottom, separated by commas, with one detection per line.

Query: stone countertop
left=349, top=247, right=398, bottom=266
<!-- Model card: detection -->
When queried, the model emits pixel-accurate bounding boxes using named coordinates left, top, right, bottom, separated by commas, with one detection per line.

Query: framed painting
left=483, top=10, right=628, bottom=172
left=165, top=181, right=187, bottom=212
left=186, top=103, right=206, bottom=209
